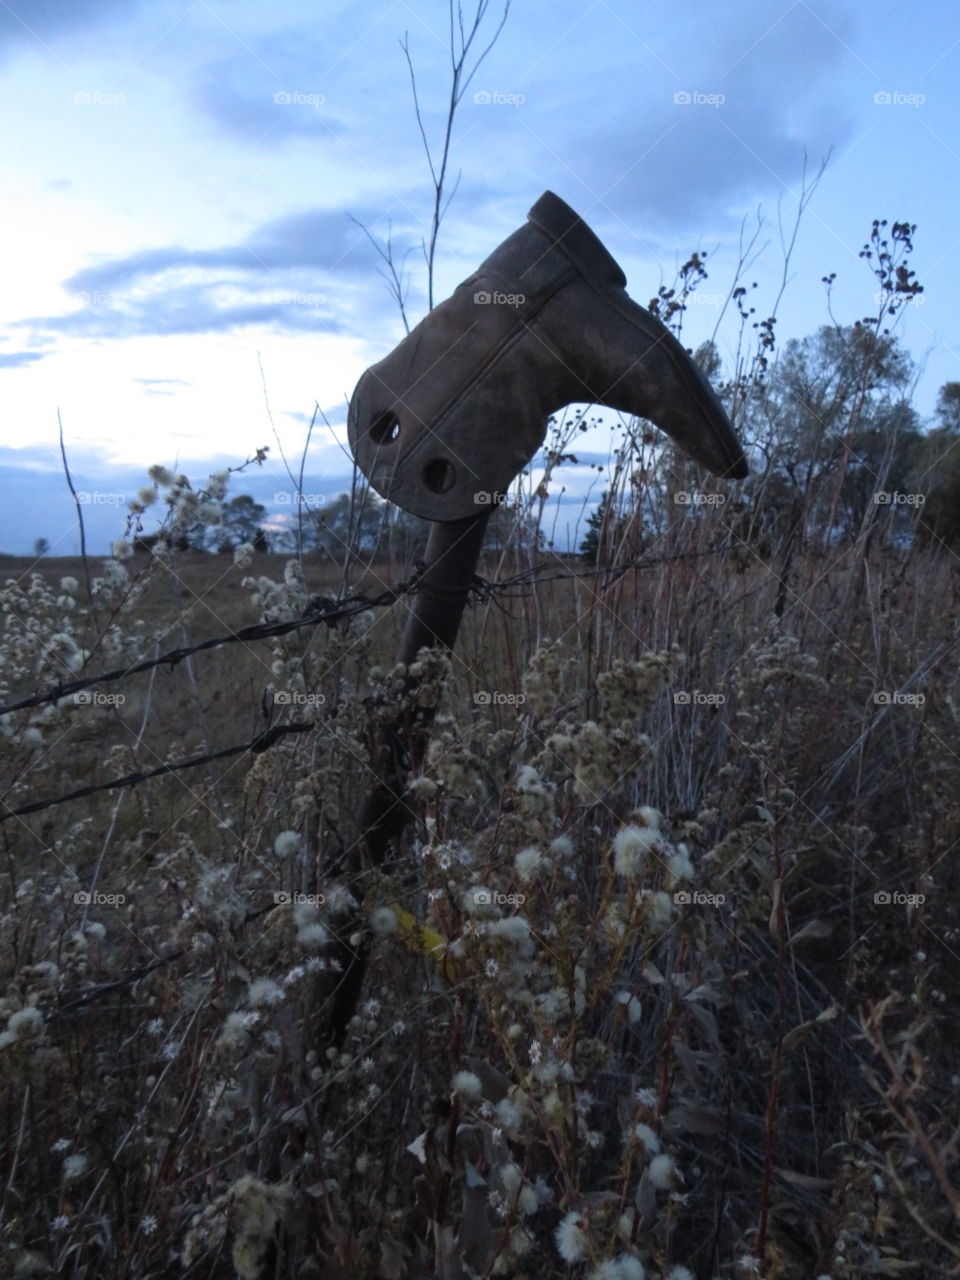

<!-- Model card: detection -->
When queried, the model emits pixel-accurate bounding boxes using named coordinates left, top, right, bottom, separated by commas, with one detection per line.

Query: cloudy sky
left=0, top=0, right=957, bottom=554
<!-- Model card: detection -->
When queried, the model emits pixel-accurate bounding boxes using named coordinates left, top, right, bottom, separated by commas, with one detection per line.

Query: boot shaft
left=348, top=192, right=747, bottom=521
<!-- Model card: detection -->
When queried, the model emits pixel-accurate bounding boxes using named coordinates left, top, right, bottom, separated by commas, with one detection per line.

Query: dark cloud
left=22, top=286, right=346, bottom=342
left=464, top=0, right=854, bottom=237
left=194, top=60, right=349, bottom=143
left=0, top=0, right=135, bottom=54
left=12, top=199, right=424, bottom=345
left=65, top=205, right=398, bottom=296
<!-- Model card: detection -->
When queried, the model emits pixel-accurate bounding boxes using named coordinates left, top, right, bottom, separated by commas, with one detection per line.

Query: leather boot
left=348, top=191, right=747, bottom=521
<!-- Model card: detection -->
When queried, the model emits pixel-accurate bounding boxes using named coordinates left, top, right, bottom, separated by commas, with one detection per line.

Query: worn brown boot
left=348, top=191, right=747, bottom=521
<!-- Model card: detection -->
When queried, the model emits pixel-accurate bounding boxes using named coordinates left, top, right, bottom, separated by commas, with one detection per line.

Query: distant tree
left=216, top=495, right=268, bottom=552
left=308, top=491, right=388, bottom=559
left=834, top=399, right=923, bottom=541
left=134, top=531, right=192, bottom=553
left=738, top=323, right=916, bottom=550
left=483, top=500, right=544, bottom=553
left=912, top=381, right=960, bottom=549
left=33, top=537, right=49, bottom=558
left=934, top=382, right=960, bottom=434
left=580, top=491, right=611, bottom=560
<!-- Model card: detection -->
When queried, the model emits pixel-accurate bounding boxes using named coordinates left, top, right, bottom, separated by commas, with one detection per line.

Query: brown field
left=2, top=532, right=959, bottom=1277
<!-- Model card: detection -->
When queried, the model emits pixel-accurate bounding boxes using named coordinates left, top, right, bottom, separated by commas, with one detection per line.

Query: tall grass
left=1, top=479, right=957, bottom=1277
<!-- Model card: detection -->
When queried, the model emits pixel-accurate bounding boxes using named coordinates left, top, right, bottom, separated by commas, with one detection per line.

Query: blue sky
left=0, top=0, right=957, bottom=554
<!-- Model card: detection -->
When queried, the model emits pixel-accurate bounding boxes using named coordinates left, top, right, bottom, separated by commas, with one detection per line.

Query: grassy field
left=1, top=529, right=958, bottom=1278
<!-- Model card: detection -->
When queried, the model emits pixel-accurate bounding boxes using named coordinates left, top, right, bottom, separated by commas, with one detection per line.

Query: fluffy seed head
left=613, top=825, right=658, bottom=877
left=555, top=1211, right=587, bottom=1263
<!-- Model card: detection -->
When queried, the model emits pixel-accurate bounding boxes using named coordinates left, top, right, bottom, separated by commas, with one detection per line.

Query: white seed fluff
left=370, top=907, right=398, bottom=935
left=452, top=1071, right=482, bottom=1099
left=555, top=1211, right=587, bottom=1263
left=648, top=1153, right=675, bottom=1187
left=514, top=845, right=545, bottom=881
left=618, top=1258, right=646, bottom=1280
left=631, top=1123, right=661, bottom=1154
left=613, top=825, right=658, bottom=877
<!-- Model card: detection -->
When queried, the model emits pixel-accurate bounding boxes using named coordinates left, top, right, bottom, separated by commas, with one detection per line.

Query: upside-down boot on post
left=348, top=189, right=748, bottom=523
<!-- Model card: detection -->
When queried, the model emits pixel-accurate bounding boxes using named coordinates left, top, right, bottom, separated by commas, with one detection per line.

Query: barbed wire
left=0, top=543, right=735, bottom=720
left=48, top=902, right=280, bottom=1020
left=0, top=722, right=314, bottom=823
left=0, top=580, right=417, bottom=718
left=0, top=542, right=737, bottom=825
